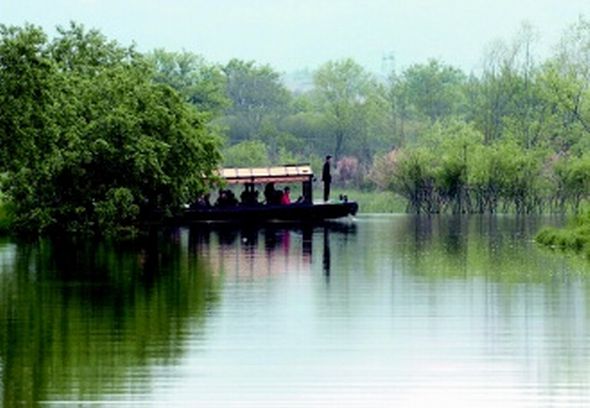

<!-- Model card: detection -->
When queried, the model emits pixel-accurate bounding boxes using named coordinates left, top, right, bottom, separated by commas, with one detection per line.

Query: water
left=1, top=215, right=590, bottom=407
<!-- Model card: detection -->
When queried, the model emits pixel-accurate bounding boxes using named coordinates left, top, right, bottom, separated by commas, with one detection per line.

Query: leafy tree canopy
left=147, top=49, right=229, bottom=116
left=0, top=23, right=221, bottom=235
left=222, top=59, right=291, bottom=142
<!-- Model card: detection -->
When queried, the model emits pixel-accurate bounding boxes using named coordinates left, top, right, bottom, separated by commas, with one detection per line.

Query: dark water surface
left=1, top=215, right=590, bottom=407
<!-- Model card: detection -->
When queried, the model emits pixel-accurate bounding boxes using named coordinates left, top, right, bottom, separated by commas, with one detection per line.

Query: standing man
left=322, top=155, right=332, bottom=202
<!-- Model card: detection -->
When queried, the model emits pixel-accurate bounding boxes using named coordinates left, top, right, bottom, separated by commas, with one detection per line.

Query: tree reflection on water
left=0, top=232, right=221, bottom=405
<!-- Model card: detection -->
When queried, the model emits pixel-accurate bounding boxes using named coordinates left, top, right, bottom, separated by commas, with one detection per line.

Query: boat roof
left=220, top=164, right=313, bottom=184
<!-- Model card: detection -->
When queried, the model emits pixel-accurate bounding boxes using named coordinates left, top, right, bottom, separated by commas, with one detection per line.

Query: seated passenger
left=191, top=193, right=211, bottom=209
left=240, top=188, right=250, bottom=205
left=240, top=187, right=259, bottom=206
left=264, top=183, right=279, bottom=205
left=281, top=186, right=291, bottom=205
left=215, top=189, right=227, bottom=207
left=225, top=189, right=238, bottom=207
left=215, top=189, right=238, bottom=207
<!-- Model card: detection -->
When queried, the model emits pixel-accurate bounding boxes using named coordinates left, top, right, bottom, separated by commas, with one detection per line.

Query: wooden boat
left=181, top=164, right=358, bottom=223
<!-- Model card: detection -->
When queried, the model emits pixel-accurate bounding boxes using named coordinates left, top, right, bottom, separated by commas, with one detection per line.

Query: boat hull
left=179, top=202, right=358, bottom=223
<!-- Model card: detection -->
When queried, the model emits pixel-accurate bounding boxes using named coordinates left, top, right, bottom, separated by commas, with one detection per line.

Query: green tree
left=0, top=24, right=55, bottom=172
left=313, top=58, right=383, bottom=161
left=387, top=147, right=437, bottom=213
left=535, top=18, right=590, bottom=153
left=554, top=154, right=590, bottom=212
left=397, top=59, right=467, bottom=123
left=427, top=121, right=483, bottom=213
left=279, top=109, right=332, bottom=157
left=147, top=49, right=229, bottom=116
left=0, top=23, right=221, bottom=235
left=222, top=140, right=270, bottom=167
left=468, top=23, right=543, bottom=144
left=222, top=59, right=291, bottom=143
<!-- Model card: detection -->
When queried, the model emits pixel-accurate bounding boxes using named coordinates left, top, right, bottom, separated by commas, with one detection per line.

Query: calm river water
left=1, top=215, right=590, bottom=407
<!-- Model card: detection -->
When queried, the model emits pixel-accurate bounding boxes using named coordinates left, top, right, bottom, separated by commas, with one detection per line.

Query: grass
left=536, top=208, right=590, bottom=257
left=259, top=184, right=405, bottom=213
left=316, top=188, right=406, bottom=213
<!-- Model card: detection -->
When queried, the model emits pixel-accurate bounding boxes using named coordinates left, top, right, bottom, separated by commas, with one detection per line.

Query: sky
left=2, top=0, right=590, bottom=74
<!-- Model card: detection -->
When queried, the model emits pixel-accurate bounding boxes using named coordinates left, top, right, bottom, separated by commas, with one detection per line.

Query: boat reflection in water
left=187, top=221, right=357, bottom=281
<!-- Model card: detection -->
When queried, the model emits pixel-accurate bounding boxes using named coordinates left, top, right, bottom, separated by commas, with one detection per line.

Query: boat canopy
left=219, top=164, right=313, bottom=184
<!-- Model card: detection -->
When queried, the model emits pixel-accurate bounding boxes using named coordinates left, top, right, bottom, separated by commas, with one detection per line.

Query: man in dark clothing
left=264, top=183, right=280, bottom=205
left=322, top=155, right=332, bottom=202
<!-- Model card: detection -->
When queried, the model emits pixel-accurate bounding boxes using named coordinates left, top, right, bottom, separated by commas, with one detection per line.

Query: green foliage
left=280, top=110, right=331, bottom=155
left=327, top=188, right=405, bottom=213
left=536, top=226, right=589, bottom=251
left=222, top=59, right=291, bottom=142
left=313, top=58, right=389, bottom=161
left=388, top=147, right=438, bottom=213
left=276, top=146, right=307, bottom=165
left=376, top=120, right=559, bottom=214
left=466, top=24, right=541, bottom=144
left=535, top=61, right=590, bottom=151
left=397, top=59, right=467, bottom=122
left=95, top=188, right=140, bottom=237
left=147, top=49, right=229, bottom=116
left=222, top=140, right=270, bottom=167
left=536, top=207, right=590, bottom=255
left=0, top=24, right=54, bottom=172
left=553, top=154, right=590, bottom=211
left=0, top=201, right=13, bottom=233
left=0, top=23, right=221, bottom=235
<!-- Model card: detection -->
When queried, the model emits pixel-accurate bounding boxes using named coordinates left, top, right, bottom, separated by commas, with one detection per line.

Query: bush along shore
left=536, top=208, right=590, bottom=257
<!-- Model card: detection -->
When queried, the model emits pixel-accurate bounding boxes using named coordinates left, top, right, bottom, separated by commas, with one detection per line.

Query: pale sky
left=2, top=0, right=590, bottom=74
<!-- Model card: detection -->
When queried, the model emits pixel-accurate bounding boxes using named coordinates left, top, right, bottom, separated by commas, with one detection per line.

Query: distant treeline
left=2, top=18, right=590, bottom=234
left=147, top=20, right=590, bottom=214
